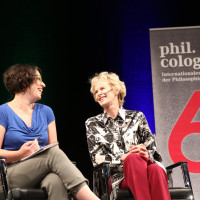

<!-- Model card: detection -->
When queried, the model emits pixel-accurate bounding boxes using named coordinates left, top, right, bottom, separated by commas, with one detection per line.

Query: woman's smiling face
left=94, top=80, right=118, bottom=108
left=26, top=70, right=46, bottom=102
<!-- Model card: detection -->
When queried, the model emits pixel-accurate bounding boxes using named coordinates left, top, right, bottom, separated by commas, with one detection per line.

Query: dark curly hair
left=3, top=64, right=42, bottom=96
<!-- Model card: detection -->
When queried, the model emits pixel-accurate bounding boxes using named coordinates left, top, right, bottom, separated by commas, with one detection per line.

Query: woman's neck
left=8, top=94, right=35, bottom=111
left=104, top=104, right=120, bottom=119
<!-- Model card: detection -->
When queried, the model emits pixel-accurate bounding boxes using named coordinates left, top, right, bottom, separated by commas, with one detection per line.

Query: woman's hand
left=120, top=152, right=131, bottom=162
left=129, top=144, right=149, bottom=158
left=120, top=144, right=149, bottom=162
left=18, top=140, right=40, bottom=159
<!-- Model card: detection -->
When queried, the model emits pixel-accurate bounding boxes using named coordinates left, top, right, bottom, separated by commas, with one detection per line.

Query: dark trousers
left=120, top=153, right=171, bottom=200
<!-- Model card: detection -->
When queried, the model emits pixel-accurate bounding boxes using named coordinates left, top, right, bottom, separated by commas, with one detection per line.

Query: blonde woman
left=85, top=72, right=170, bottom=200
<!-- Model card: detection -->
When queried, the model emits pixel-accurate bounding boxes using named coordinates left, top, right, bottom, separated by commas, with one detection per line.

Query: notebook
left=12, top=141, right=59, bottom=163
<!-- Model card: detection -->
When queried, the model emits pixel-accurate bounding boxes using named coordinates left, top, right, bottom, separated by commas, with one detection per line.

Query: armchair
left=0, top=156, right=75, bottom=200
left=93, top=161, right=194, bottom=200
left=0, top=156, right=48, bottom=200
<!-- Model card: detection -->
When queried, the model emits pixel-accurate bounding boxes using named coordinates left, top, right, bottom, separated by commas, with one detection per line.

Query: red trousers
left=120, top=154, right=171, bottom=200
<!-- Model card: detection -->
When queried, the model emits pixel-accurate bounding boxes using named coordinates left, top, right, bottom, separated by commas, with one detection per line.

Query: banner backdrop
left=150, top=26, right=200, bottom=199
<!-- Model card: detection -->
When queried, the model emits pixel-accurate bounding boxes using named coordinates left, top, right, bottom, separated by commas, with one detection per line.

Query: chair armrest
left=166, top=161, right=192, bottom=188
left=7, top=188, right=48, bottom=199
left=93, top=162, right=110, bottom=170
left=166, top=161, right=187, bottom=170
left=93, top=162, right=111, bottom=200
left=0, top=156, right=8, bottom=200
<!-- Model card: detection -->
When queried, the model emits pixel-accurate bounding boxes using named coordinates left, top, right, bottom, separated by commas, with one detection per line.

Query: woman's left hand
left=120, top=144, right=149, bottom=162
left=129, top=144, right=149, bottom=158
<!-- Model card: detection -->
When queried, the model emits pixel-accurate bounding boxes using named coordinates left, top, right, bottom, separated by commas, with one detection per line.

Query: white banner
left=150, top=26, right=200, bottom=200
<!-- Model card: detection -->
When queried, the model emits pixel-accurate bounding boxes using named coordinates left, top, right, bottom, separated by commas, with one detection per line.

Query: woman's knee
left=124, top=153, right=143, bottom=165
left=45, top=148, right=72, bottom=167
left=47, top=147, right=66, bottom=158
left=147, top=164, right=166, bottom=176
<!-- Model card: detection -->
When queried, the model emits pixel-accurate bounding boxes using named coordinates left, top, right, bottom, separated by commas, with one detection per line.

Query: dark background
left=0, top=0, right=199, bottom=188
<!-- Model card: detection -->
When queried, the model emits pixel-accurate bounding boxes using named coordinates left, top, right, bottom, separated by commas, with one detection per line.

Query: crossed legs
left=120, top=153, right=171, bottom=200
left=7, top=148, right=100, bottom=200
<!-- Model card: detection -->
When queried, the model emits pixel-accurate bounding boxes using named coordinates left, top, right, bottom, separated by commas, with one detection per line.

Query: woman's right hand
left=120, top=144, right=149, bottom=162
left=18, top=140, right=40, bottom=159
left=129, top=144, right=149, bottom=158
left=120, top=152, right=131, bottom=162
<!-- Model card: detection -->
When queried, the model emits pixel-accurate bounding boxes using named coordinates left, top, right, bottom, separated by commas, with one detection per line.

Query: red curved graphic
left=168, top=91, right=200, bottom=173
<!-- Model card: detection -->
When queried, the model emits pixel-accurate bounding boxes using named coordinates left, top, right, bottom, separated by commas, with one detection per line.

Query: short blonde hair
left=89, top=71, right=126, bottom=106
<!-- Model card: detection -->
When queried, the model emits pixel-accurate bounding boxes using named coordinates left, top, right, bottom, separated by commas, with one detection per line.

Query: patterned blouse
left=85, top=107, right=163, bottom=198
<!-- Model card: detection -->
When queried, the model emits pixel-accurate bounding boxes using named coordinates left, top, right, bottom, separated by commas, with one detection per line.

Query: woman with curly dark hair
left=0, top=64, right=100, bottom=200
